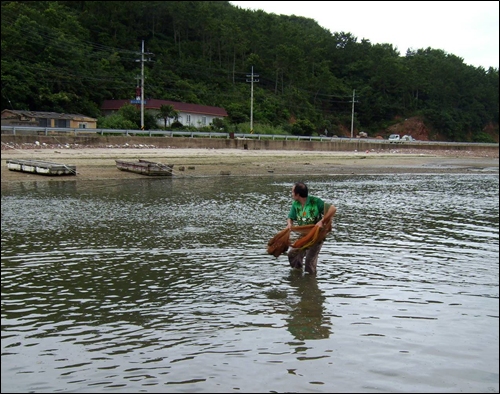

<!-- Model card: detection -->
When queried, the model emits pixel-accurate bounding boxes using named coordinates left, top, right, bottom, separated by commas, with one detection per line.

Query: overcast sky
left=230, top=1, right=499, bottom=70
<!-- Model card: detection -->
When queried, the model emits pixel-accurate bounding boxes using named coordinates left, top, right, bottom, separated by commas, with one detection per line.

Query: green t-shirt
left=288, top=196, right=325, bottom=226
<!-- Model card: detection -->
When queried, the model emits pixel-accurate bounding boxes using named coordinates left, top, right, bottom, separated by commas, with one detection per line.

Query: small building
left=101, top=99, right=228, bottom=128
left=1, top=109, right=97, bottom=129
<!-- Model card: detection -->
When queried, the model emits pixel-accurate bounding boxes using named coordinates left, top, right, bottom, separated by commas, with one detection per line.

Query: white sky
left=230, top=1, right=499, bottom=70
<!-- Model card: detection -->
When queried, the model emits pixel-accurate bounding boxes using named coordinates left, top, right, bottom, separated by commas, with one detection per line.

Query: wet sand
left=1, top=146, right=498, bottom=182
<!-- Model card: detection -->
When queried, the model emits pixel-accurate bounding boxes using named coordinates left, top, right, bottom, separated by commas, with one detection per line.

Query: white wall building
left=101, top=99, right=228, bottom=128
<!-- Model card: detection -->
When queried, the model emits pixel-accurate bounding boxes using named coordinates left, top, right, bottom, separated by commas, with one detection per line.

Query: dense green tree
left=211, top=117, right=227, bottom=131
left=97, top=113, right=136, bottom=130
left=1, top=1, right=498, bottom=141
left=156, top=104, right=178, bottom=128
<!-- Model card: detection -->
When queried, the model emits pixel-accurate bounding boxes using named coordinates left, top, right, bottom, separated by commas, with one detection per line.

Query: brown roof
left=1, top=109, right=96, bottom=121
left=101, top=99, right=228, bottom=117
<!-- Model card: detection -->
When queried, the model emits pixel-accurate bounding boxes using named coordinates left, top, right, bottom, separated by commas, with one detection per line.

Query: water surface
left=1, top=174, right=498, bottom=393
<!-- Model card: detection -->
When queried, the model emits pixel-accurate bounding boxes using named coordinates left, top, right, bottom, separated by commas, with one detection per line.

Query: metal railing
left=1, top=125, right=498, bottom=148
left=1, top=125, right=344, bottom=141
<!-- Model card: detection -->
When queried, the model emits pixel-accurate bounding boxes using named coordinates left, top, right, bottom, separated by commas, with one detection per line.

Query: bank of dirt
left=1, top=144, right=498, bottom=184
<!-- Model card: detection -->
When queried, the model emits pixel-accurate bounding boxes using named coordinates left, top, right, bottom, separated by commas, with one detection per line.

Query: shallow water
left=1, top=174, right=499, bottom=393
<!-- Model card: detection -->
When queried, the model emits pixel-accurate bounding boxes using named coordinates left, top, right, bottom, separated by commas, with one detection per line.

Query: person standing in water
left=286, top=182, right=337, bottom=274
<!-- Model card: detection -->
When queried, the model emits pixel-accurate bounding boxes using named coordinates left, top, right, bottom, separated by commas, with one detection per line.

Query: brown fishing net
left=266, top=228, right=291, bottom=258
left=267, top=204, right=335, bottom=258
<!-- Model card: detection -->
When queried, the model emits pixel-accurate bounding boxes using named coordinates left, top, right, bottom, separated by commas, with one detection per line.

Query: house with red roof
left=101, top=99, right=228, bottom=128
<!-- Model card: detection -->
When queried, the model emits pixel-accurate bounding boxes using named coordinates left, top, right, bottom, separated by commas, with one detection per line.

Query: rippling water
left=1, top=174, right=498, bottom=393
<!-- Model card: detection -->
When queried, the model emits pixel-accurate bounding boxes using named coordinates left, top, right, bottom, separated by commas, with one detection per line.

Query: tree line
left=1, top=1, right=498, bottom=142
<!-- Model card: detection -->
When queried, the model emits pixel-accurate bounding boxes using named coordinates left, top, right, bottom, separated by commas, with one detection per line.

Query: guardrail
left=0, top=125, right=350, bottom=142
left=1, top=125, right=498, bottom=148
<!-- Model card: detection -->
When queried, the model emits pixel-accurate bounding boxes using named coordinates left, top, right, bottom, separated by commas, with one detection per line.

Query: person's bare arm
left=316, top=204, right=336, bottom=227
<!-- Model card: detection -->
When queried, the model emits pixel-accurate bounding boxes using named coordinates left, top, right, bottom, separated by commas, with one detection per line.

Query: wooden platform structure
left=115, top=159, right=174, bottom=176
left=6, top=159, right=76, bottom=176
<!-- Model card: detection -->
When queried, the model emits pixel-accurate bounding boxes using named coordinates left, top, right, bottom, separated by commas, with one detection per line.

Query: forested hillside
left=1, top=1, right=498, bottom=142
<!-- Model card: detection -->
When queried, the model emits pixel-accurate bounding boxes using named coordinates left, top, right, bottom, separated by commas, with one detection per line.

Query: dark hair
left=293, top=182, right=308, bottom=198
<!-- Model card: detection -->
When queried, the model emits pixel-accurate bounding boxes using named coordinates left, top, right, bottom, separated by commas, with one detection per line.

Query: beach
left=1, top=145, right=498, bottom=182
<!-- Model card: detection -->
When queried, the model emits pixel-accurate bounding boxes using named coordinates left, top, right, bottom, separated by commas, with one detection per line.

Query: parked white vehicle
left=388, top=134, right=401, bottom=143
left=401, top=135, right=416, bottom=142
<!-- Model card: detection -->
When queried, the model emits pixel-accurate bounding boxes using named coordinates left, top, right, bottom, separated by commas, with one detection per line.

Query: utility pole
left=350, top=89, right=357, bottom=139
left=246, top=66, right=259, bottom=133
left=135, top=40, right=153, bottom=130
left=141, top=40, right=145, bottom=130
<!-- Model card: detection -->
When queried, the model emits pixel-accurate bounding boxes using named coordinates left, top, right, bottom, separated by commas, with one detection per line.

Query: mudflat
left=1, top=146, right=498, bottom=182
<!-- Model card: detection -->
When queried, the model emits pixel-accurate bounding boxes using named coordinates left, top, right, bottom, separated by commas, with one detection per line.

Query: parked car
left=388, top=134, right=401, bottom=143
left=401, top=135, right=416, bottom=142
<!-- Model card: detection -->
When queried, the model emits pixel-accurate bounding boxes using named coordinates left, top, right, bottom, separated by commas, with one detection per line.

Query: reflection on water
left=286, top=272, right=331, bottom=340
left=1, top=174, right=499, bottom=393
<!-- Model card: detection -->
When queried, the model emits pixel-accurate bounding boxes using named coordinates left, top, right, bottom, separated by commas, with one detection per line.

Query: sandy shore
left=1, top=145, right=498, bottom=183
